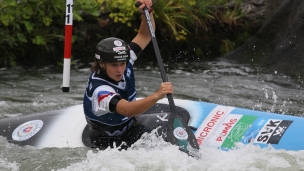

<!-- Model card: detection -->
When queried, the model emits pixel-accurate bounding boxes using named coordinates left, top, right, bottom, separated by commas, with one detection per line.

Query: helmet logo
left=113, top=47, right=127, bottom=55
left=114, top=40, right=123, bottom=46
left=95, top=54, right=100, bottom=59
left=117, top=51, right=127, bottom=55
left=113, top=47, right=126, bottom=51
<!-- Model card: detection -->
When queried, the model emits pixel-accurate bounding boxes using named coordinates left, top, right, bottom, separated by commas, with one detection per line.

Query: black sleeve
left=109, top=95, right=122, bottom=112
left=129, top=42, right=143, bottom=57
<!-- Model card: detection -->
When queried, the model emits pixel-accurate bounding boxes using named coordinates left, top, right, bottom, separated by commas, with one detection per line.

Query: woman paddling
left=83, top=0, right=173, bottom=149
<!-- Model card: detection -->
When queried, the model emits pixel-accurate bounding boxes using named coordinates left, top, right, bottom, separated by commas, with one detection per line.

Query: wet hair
left=91, top=60, right=103, bottom=72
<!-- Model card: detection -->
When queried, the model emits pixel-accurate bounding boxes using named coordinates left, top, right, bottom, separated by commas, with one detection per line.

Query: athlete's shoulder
left=94, top=85, right=116, bottom=93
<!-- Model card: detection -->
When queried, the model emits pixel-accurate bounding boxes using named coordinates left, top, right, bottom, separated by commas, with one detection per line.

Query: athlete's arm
left=131, top=0, right=155, bottom=50
left=116, top=82, right=173, bottom=117
left=93, top=82, right=173, bottom=117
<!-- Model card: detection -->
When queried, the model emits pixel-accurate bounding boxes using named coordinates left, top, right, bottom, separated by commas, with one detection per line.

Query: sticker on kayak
left=173, top=127, right=188, bottom=140
left=195, top=105, right=235, bottom=146
left=254, top=119, right=293, bottom=144
left=12, top=120, right=43, bottom=141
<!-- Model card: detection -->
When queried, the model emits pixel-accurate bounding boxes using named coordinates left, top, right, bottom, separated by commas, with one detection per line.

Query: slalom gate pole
left=62, top=0, right=73, bottom=92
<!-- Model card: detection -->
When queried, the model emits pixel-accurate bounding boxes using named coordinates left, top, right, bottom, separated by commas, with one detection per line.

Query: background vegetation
left=0, top=0, right=254, bottom=68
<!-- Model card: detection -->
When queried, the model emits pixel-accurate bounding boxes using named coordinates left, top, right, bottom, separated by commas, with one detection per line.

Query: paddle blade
left=166, top=115, right=201, bottom=158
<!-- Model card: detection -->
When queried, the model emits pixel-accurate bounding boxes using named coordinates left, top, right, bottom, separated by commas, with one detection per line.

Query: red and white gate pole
left=62, top=0, right=73, bottom=92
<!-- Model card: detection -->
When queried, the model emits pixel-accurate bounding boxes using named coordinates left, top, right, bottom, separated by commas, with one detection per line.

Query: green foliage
left=0, top=0, right=99, bottom=67
left=0, top=0, right=252, bottom=68
left=98, top=0, right=137, bottom=27
left=153, top=0, right=213, bottom=41
left=118, top=0, right=249, bottom=61
left=97, top=0, right=251, bottom=61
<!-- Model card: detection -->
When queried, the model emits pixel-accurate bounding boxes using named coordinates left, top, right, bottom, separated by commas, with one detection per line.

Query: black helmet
left=95, top=37, right=130, bottom=62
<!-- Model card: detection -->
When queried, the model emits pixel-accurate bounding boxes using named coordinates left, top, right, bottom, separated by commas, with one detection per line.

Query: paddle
left=135, top=2, right=200, bottom=158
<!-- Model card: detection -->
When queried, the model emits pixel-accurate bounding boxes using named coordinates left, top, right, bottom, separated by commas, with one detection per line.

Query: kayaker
left=83, top=0, right=173, bottom=149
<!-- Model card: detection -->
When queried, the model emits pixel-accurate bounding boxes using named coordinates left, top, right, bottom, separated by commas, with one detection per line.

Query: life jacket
left=83, top=60, right=136, bottom=137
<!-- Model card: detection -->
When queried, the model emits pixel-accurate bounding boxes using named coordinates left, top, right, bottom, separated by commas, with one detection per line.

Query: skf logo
left=254, top=119, right=293, bottom=144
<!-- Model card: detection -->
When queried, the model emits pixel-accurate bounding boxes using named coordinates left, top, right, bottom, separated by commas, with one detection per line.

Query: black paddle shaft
left=137, top=4, right=176, bottom=114
left=135, top=2, right=200, bottom=158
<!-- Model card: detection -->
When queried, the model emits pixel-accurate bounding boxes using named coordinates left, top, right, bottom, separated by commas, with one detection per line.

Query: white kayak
left=0, top=98, right=303, bottom=151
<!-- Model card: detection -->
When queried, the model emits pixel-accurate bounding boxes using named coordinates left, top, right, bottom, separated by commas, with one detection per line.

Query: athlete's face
left=102, top=61, right=127, bottom=82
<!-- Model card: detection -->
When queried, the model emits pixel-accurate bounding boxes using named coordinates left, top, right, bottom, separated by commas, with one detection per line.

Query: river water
left=0, top=59, right=304, bottom=171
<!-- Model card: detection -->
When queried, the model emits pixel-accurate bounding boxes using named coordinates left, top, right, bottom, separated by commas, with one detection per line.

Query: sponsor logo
left=113, top=47, right=126, bottom=51
left=95, top=54, right=100, bottom=59
left=254, top=119, right=293, bottom=144
left=105, top=127, right=127, bottom=136
left=105, top=119, right=133, bottom=136
left=242, top=118, right=266, bottom=143
left=221, top=115, right=257, bottom=148
left=243, top=129, right=260, bottom=143
left=117, top=51, right=127, bottom=55
left=214, top=114, right=241, bottom=143
left=12, top=120, right=43, bottom=141
left=173, top=127, right=188, bottom=140
left=127, top=68, right=131, bottom=78
left=114, top=40, right=123, bottom=46
left=195, top=106, right=234, bottom=146
left=114, top=54, right=128, bottom=61
left=156, top=113, right=169, bottom=122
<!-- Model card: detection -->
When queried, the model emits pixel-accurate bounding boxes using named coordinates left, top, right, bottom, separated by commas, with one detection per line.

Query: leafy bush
left=0, top=0, right=252, bottom=67
left=101, top=0, right=251, bottom=62
left=98, top=0, right=137, bottom=27
left=0, top=0, right=99, bottom=67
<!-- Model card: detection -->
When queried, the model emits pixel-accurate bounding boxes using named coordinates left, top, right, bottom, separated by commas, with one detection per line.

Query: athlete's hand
left=136, top=0, right=153, bottom=13
left=156, top=82, right=173, bottom=99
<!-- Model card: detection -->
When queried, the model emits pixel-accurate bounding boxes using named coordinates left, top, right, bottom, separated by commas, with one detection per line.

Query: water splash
left=0, top=158, right=19, bottom=171
left=262, top=85, right=278, bottom=112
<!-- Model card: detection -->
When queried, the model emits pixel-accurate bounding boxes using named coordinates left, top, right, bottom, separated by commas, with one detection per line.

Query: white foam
left=55, top=131, right=304, bottom=171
